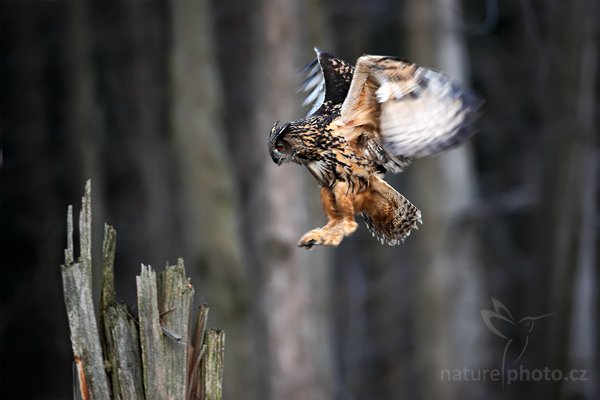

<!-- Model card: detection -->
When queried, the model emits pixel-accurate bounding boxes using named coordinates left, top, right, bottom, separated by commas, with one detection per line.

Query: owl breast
left=306, top=159, right=332, bottom=185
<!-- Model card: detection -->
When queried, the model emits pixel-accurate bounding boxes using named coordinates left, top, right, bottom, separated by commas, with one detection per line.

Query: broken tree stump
left=61, top=181, right=225, bottom=400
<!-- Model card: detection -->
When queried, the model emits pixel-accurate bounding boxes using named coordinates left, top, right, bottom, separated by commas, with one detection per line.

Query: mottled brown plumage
left=269, top=48, right=482, bottom=248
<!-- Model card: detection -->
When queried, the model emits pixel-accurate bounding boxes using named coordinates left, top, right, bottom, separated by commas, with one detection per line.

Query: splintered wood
left=61, top=181, right=224, bottom=400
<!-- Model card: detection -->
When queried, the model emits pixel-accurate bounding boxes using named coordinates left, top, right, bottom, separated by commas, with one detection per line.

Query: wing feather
left=341, top=55, right=483, bottom=159
left=300, top=48, right=354, bottom=116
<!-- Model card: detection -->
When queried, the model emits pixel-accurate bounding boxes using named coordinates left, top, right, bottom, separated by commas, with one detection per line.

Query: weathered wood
left=188, top=305, right=209, bottom=400
left=73, top=362, right=84, bottom=400
left=201, top=329, right=225, bottom=400
left=158, top=259, right=194, bottom=399
left=100, top=223, right=145, bottom=400
left=101, top=224, right=117, bottom=310
left=61, top=181, right=111, bottom=399
left=137, top=265, right=167, bottom=400
left=62, top=181, right=224, bottom=400
left=100, top=224, right=120, bottom=396
left=109, top=304, right=145, bottom=400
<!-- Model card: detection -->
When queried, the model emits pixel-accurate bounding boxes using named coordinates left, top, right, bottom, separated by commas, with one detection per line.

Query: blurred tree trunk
left=90, top=2, right=179, bottom=293
left=330, top=5, right=413, bottom=399
left=124, top=1, right=178, bottom=267
left=403, top=1, right=488, bottom=399
left=169, top=1, right=252, bottom=399
left=66, top=0, right=106, bottom=296
left=0, top=2, right=71, bottom=396
left=248, top=1, right=333, bottom=399
left=212, top=0, right=255, bottom=180
left=540, top=0, right=598, bottom=398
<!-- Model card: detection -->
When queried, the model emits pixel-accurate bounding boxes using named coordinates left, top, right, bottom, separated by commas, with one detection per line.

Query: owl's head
left=268, top=121, right=294, bottom=165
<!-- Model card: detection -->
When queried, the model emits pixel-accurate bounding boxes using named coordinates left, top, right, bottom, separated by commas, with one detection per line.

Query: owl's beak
left=268, top=121, right=291, bottom=165
left=270, top=150, right=284, bottom=165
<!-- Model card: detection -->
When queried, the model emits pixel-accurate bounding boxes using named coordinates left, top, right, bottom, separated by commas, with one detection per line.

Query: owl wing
left=340, top=55, right=483, bottom=159
left=300, top=48, right=354, bottom=116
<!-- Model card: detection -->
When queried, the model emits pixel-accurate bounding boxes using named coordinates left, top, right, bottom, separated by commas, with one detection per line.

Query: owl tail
left=361, top=177, right=422, bottom=245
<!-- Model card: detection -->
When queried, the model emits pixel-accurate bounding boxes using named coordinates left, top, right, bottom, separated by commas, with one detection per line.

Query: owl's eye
left=275, top=142, right=285, bottom=152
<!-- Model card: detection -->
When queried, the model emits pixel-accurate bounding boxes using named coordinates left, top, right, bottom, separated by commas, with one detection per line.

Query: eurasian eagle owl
left=268, top=48, right=482, bottom=249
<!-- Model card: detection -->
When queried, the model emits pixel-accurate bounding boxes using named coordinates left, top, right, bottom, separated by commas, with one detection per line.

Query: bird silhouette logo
left=481, top=298, right=556, bottom=385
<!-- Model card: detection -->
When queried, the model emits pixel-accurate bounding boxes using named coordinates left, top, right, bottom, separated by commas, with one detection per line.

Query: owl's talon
left=298, top=238, right=316, bottom=249
left=298, top=225, right=347, bottom=248
left=298, top=229, right=322, bottom=248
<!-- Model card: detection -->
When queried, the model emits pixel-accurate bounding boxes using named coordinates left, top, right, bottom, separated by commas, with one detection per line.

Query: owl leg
left=298, top=184, right=358, bottom=248
left=298, top=187, right=342, bottom=248
left=320, top=186, right=342, bottom=228
left=331, top=182, right=359, bottom=236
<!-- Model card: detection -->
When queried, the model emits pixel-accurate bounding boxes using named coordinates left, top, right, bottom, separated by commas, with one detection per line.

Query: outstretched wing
left=340, top=55, right=482, bottom=159
left=300, top=48, right=354, bottom=116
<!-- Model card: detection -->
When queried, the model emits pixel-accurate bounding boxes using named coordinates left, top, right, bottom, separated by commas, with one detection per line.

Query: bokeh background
left=1, top=0, right=597, bottom=399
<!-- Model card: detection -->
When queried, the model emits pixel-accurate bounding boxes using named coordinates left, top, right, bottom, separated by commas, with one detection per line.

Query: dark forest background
left=1, top=0, right=598, bottom=399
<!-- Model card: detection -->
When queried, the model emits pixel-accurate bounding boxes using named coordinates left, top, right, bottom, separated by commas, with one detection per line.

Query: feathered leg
left=331, top=181, right=359, bottom=235
left=298, top=184, right=358, bottom=248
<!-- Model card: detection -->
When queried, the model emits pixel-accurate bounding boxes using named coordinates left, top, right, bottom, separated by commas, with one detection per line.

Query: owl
left=268, top=48, right=482, bottom=249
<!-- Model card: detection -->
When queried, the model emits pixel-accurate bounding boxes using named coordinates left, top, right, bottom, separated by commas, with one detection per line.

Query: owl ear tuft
left=269, top=121, right=291, bottom=143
